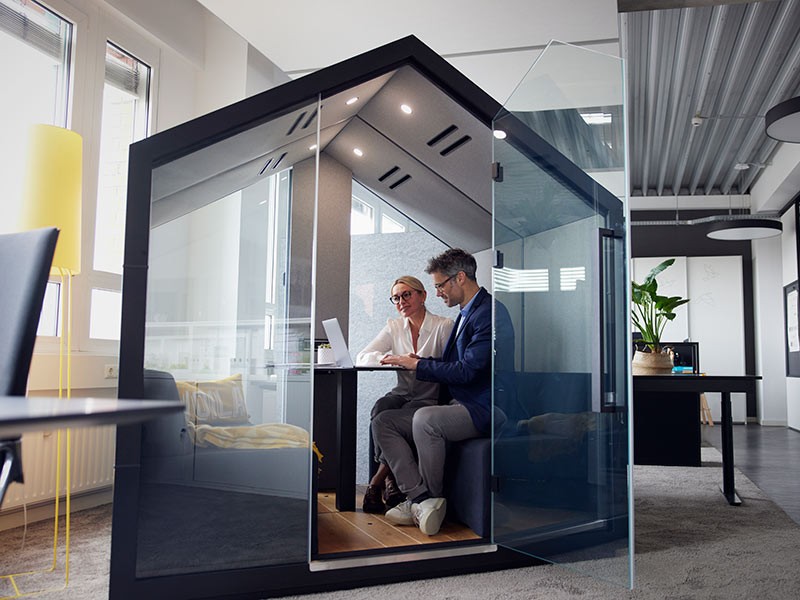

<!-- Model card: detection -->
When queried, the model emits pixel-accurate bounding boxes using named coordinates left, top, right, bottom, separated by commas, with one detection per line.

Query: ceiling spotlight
left=353, top=148, right=363, bottom=157
left=400, top=104, right=413, bottom=115
left=493, top=130, right=507, bottom=140
left=691, top=115, right=704, bottom=127
left=346, top=96, right=359, bottom=105
left=309, top=144, right=317, bottom=151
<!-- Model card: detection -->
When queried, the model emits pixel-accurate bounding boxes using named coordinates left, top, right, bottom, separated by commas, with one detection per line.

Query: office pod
left=111, top=36, right=632, bottom=599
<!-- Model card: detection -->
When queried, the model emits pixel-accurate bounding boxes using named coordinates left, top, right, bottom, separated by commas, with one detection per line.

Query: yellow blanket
left=188, top=421, right=323, bottom=462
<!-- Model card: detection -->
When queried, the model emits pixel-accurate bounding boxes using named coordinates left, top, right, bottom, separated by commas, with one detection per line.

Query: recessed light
left=401, top=104, right=413, bottom=115
left=580, top=112, right=612, bottom=125
left=309, top=144, right=317, bottom=151
left=493, top=130, right=507, bottom=140
left=346, top=96, right=359, bottom=105
left=353, top=148, right=363, bottom=157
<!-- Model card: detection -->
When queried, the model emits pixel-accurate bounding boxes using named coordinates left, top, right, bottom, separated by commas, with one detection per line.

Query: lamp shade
left=765, top=96, right=800, bottom=143
left=706, top=218, right=782, bottom=241
left=21, top=124, right=82, bottom=274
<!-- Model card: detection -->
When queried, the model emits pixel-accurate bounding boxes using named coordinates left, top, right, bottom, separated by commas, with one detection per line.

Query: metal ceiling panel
left=624, top=0, right=800, bottom=198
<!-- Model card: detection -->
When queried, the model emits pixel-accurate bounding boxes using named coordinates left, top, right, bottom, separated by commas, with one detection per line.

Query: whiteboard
left=687, top=256, right=746, bottom=422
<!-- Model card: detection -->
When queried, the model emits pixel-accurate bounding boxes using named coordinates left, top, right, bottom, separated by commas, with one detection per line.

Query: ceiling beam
left=618, top=0, right=776, bottom=13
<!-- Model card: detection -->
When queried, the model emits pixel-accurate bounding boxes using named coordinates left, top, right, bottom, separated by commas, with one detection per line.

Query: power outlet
left=104, top=364, right=119, bottom=379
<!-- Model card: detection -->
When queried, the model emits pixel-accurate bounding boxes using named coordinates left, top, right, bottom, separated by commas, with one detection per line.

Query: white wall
left=782, top=209, right=800, bottom=430
left=753, top=235, right=788, bottom=425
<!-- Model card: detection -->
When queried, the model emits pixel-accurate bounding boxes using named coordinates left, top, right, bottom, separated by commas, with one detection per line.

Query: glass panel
left=348, top=184, right=455, bottom=487
left=492, top=41, right=631, bottom=587
left=135, top=98, right=319, bottom=576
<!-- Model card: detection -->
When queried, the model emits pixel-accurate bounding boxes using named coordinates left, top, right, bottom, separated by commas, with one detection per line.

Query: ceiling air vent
left=287, top=112, right=306, bottom=136
left=440, top=135, right=471, bottom=156
left=427, top=125, right=458, bottom=147
left=301, top=108, right=318, bottom=129
left=259, top=152, right=287, bottom=175
left=379, top=166, right=400, bottom=182
left=389, top=174, right=411, bottom=190
left=272, top=152, right=287, bottom=170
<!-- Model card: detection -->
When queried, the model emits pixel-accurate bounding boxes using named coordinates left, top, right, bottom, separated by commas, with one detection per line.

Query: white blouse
left=356, top=311, right=454, bottom=401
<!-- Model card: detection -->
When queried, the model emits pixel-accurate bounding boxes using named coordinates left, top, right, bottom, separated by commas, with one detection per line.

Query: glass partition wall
left=492, top=41, right=632, bottom=586
left=133, top=98, right=321, bottom=576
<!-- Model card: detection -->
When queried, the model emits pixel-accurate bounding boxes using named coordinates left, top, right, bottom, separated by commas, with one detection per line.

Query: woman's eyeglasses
left=389, top=290, right=417, bottom=305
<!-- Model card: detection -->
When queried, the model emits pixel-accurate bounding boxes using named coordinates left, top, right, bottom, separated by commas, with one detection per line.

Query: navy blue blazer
left=416, top=287, right=503, bottom=434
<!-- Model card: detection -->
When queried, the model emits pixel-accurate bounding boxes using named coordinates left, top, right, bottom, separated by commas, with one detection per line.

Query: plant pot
left=317, top=347, right=336, bottom=365
left=632, top=349, right=673, bottom=375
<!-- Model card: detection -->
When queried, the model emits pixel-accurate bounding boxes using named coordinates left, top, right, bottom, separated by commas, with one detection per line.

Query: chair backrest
left=0, top=228, right=58, bottom=396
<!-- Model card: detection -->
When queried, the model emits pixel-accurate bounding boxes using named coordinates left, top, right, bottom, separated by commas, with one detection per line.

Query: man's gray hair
left=425, top=248, right=477, bottom=281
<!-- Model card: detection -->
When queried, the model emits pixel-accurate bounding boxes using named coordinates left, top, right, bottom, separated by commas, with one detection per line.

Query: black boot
left=362, top=484, right=386, bottom=513
left=383, top=471, right=404, bottom=508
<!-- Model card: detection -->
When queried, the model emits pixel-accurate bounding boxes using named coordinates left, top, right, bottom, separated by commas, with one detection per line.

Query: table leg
left=719, top=391, right=741, bottom=506
left=335, top=371, right=357, bottom=512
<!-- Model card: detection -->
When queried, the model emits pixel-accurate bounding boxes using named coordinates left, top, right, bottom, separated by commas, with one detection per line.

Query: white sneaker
left=412, top=497, right=447, bottom=536
left=384, top=498, right=414, bottom=525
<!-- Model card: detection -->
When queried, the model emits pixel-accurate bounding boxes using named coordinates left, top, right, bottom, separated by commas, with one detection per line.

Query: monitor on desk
left=321, top=318, right=354, bottom=368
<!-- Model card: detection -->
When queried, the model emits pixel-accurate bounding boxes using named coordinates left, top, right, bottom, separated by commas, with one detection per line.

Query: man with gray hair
left=377, top=248, right=513, bottom=536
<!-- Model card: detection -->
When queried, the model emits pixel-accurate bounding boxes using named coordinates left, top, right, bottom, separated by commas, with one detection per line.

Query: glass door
left=491, top=41, right=632, bottom=587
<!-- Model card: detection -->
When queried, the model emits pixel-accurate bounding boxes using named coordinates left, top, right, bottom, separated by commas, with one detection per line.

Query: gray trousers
left=372, top=400, right=480, bottom=499
left=370, top=394, right=436, bottom=463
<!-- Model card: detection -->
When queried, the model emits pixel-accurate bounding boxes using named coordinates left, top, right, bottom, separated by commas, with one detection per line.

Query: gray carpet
left=2, top=449, right=799, bottom=599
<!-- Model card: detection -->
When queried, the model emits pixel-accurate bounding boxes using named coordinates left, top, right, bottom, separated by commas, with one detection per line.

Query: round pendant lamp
left=706, top=218, right=783, bottom=240
left=765, top=96, right=800, bottom=143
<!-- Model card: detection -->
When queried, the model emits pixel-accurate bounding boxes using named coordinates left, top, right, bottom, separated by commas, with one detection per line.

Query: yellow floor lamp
left=1, top=124, right=82, bottom=598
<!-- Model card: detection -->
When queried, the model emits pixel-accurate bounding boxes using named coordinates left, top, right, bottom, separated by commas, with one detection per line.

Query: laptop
left=321, top=318, right=354, bottom=368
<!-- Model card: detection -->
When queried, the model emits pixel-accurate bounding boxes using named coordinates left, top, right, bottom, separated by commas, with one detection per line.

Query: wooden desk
left=313, top=366, right=401, bottom=512
left=633, top=375, right=760, bottom=505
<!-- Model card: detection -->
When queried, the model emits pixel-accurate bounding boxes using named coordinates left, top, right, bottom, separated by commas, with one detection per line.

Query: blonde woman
left=356, top=275, right=454, bottom=514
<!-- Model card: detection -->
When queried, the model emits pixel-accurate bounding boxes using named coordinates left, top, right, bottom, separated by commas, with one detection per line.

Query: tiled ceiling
left=623, top=0, right=800, bottom=198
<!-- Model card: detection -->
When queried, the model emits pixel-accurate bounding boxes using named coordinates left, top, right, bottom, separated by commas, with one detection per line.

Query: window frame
left=11, top=0, right=161, bottom=358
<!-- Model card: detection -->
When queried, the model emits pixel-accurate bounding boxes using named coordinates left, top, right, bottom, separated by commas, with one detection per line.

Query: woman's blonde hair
left=392, top=275, right=426, bottom=295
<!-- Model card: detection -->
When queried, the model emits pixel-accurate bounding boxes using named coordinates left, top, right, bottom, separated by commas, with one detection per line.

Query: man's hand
left=380, top=353, right=420, bottom=370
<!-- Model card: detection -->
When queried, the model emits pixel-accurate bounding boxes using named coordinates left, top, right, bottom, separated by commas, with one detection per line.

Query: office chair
left=0, top=227, right=59, bottom=505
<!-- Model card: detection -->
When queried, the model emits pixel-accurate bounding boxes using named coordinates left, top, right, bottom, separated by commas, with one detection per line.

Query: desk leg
left=335, top=371, right=357, bottom=512
left=719, top=391, right=741, bottom=506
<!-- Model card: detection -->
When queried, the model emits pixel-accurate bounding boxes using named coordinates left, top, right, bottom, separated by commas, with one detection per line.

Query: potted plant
left=631, top=258, right=689, bottom=374
left=317, top=343, right=336, bottom=365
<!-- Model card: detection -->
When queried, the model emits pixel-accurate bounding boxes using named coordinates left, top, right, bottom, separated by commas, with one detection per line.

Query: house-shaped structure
left=111, top=35, right=630, bottom=599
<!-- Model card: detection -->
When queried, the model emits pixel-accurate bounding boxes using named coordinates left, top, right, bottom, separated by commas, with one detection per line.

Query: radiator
left=1, top=425, right=116, bottom=511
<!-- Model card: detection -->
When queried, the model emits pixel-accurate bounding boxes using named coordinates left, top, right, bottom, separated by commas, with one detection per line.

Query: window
left=350, top=180, right=413, bottom=235
left=560, top=266, right=586, bottom=291
left=0, top=0, right=72, bottom=337
left=89, top=41, right=151, bottom=340
left=351, top=196, right=375, bottom=234
left=93, top=41, right=151, bottom=275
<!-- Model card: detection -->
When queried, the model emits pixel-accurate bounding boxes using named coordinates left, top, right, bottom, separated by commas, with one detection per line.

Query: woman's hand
left=380, top=353, right=420, bottom=370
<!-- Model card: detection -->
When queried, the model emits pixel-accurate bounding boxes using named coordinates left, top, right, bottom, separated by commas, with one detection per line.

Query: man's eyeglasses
left=389, top=290, right=417, bottom=305
left=433, top=274, right=456, bottom=291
